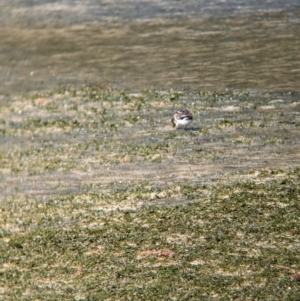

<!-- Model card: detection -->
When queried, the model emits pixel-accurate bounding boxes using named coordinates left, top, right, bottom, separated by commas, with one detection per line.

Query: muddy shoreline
left=1, top=88, right=299, bottom=204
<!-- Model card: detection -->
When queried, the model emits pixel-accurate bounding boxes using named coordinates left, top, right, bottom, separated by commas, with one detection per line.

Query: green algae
left=0, top=87, right=300, bottom=300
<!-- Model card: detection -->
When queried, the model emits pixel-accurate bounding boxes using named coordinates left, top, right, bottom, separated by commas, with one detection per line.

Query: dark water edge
left=0, top=1, right=300, bottom=94
left=1, top=0, right=300, bottom=26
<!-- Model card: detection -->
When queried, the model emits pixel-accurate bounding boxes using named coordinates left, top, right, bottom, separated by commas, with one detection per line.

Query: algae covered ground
left=0, top=87, right=300, bottom=300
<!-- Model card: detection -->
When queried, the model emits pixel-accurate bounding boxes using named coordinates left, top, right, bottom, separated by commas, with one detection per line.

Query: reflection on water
left=0, top=0, right=299, bottom=94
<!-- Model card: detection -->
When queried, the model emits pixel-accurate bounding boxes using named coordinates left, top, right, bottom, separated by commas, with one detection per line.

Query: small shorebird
left=171, top=109, right=193, bottom=130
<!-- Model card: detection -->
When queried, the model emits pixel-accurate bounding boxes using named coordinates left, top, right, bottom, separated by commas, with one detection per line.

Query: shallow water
left=0, top=0, right=300, bottom=94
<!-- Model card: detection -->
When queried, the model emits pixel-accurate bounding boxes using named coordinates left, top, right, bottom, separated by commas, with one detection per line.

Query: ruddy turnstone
left=171, top=109, right=193, bottom=130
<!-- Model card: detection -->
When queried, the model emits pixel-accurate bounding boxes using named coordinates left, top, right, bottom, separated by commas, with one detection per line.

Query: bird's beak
left=171, top=118, right=176, bottom=128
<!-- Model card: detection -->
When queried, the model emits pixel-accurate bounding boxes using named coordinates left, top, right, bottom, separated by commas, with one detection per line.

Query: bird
left=171, top=109, right=193, bottom=130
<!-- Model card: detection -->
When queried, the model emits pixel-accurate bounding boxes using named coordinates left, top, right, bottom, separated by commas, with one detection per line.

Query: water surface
left=0, top=0, right=299, bottom=94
